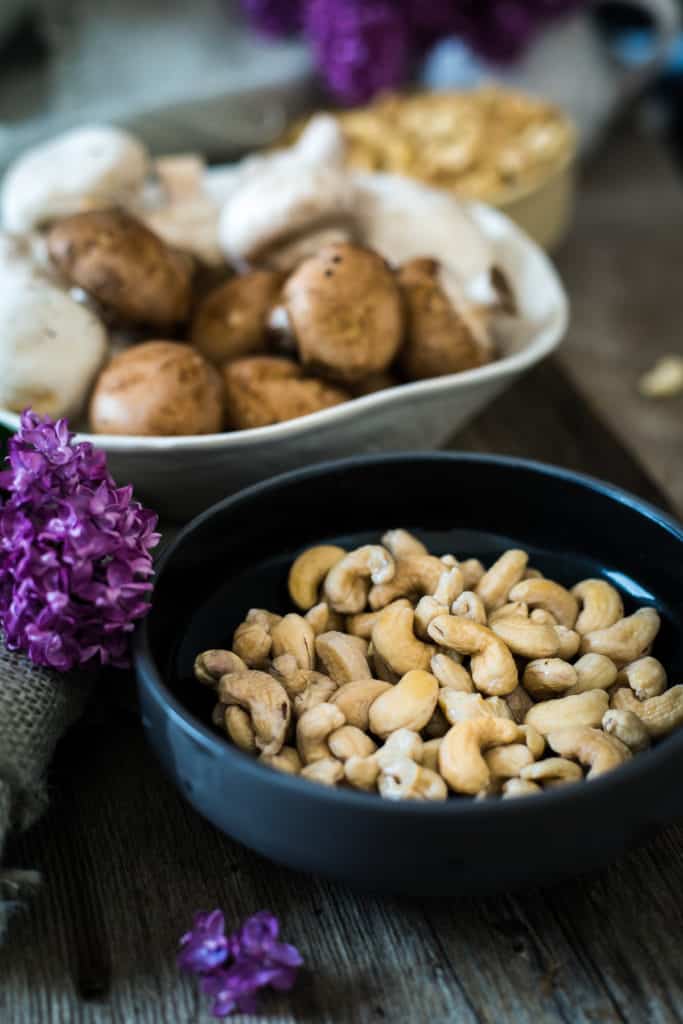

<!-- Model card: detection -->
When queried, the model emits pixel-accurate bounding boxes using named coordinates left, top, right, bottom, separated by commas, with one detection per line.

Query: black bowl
left=134, top=453, right=683, bottom=893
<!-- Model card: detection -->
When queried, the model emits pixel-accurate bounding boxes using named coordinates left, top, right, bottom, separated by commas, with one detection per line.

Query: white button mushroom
left=1, top=125, right=149, bottom=232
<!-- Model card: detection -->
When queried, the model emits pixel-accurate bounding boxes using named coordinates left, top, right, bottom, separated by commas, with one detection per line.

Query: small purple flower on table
left=0, top=410, right=159, bottom=671
left=178, top=910, right=229, bottom=974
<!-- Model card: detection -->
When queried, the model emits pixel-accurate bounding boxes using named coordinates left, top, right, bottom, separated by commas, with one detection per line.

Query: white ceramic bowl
left=0, top=202, right=568, bottom=521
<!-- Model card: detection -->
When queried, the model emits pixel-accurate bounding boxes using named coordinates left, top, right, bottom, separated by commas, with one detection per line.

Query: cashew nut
left=458, top=558, right=485, bottom=589
left=368, top=670, right=439, bottom=739
left=379, top=757, right=447, bottom=801
left=293, top=676, right=339, bottom=718
left=288, top=544, right=346, bottom=610
left=602, top=709, right=650, bottom=753
left=372, top=603, right=434, bottom=675
left=344, top=729, right=424, bottom=791
left=422, top=737, right=442, bottom=772
left=414, top=596, right=449, bottom=639
left=509, top=578, right=579, bottom=628
left=315, top=630, right=371, bottom=684
left=502, top=778, right=542, bottom=798
left=246, top=608, right=283, bottom=629
left=430, top=653, right=474, bottom=692
left=581, top=608, right=660, bottom=665
left=323, top=544, right=395, bottom=614
left=554, top=625, right=581, bottom=660
left=439, top=717, right=522, bottom=794
left=524, top=568, right=544, bottom=580
left=546, top=726, right=630, bottom=777
left=524, top=690, right=609, bottom=736
left=301, top=757, right=344, bottom=786
left=439, top=690, right=493, bottom=725
left=572, top=579, right=624, bottom=635
left=225, top=706, right=257, bottom=753
left=490, top=617, right=560, bottom=660
left=489, top=601, right=529, bottom=625
left=451, top=591, right=487, bottom=625
left=330, top=679, right=392, bottom=730
left=428, top=615, right=518, bottom=696
left=194, top=649, right=247, bottom=687
left=344, top=756, right=380, bottom=791
left=305, top=602, right=344, bottom=636
left=218, top=670, right=291, bottom=756
left=259, top=746, right=302, bottom=775
left=521, top=724, right=546, bottom=759
left=520, top=757, right=583, bottom=786
left=476, top=549, right=528, bottom=610
left=271, top=613, right=316, bottom=670
left=484, top=744, right=534, bottom=780
left=433, top=567, right=464, bottom=606
left=529, top=608, right=557, bottom=626
left=346, top=599, right=411, bottom=639
left=617, top=656, right=667, bottom=700
left=232, top=619, right=272, bottom=667
left=565, top=653, right=618, bottom=695
left=296, top=702, right=346, bottom=763
left=486, top=696, right=515, bottom=721
left=328, top=725, right=377, bottom=761
left=381, top=528, right=428, bottom=559
left=368, top=554, right=445, bottom=610
left=523, top=658, right=577, bottom=700
left=506, top=685, right=534, bottom=724
left=610, top=685, right=683, bottom=738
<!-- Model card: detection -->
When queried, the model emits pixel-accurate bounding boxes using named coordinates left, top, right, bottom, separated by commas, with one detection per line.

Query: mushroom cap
left=191, top=270, right=283, bottom=365
left=0, top=276, right=107, bottom=418
left=47, top=210, right=194, bottom=327
left=223, top=355, right=349, bottom=430
left=89, top=341, right=223, bottom=436
left=1, top=125, right=149, bottom=233
left=284, top=242, right=404, bottom=382
left=397, top=258, right=491, bottom=380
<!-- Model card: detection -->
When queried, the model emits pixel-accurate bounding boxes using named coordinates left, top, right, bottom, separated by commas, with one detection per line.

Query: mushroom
left=283, top=243, right=404, bottom=383
left=89, top=341, right=223, bottom=436
left=47, top=210, right=194, bottom=328
left=191, top=270, right=283, bottom=365
left=397, top=258, right=492, bottom=380
left=1, top=124, right=149, bottom=233
left=222, top=356, right=349, bottom=430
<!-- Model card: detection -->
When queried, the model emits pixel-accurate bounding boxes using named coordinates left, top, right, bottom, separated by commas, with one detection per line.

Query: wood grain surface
left=0, top=123, right=682, bottom=1024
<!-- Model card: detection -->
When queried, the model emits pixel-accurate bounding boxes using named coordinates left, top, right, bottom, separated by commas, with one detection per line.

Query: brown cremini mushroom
left=191, top=270, right=283, bottom=365
left=89, top=340, right=223, bottom=435
left=397, top=258, right=491, bottom=380
left=223, top=355, right=349, bottom=430
left=283, top=243, right=404, bottom=383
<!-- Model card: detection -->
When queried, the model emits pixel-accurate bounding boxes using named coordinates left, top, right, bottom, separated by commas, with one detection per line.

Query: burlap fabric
left=0, top=635, right=90, bottom=936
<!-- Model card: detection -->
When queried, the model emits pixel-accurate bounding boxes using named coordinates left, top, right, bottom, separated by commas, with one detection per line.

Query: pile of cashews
left=194, top=530, right=681, bottom=801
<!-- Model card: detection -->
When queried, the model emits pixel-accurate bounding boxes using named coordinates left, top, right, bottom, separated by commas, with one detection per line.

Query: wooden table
left=1, top=121, right=682, bottom=1023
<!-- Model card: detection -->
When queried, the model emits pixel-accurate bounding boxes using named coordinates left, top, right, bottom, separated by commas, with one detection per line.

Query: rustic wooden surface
left=1, top=123, right=682, bottom=1023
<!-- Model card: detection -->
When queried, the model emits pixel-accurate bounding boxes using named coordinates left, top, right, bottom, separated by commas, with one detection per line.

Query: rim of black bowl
left=134, top=452, right=683, bottom=818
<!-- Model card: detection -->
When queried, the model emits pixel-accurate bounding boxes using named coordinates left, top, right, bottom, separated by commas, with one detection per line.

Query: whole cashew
left=490, top=617, right=560, bottom=660
left=581, top=608, right=661, bottom=665
left=331, top=679, right=392, bottom=730
left=546, top=726, right=631, bottom=777
left=489, top=601, right=529, bottom=625
left=610, top=685, right=683, bottom=738
left=572, top=579, right=624, bottom=635
left=520, top=757, right=583, bottom=786
left=509, top=578, right=579, bottom=628
left=232, top=619, right=272, bottom=667
left=506, top=685, right=534, bottom=724
left=484, top=744, right=534, bottom=781
left=218, top=670, right=291, bottom=756
left=344, top=729, right=424, bottom=791
left=315, top=630, right=371, bottom=683
left=503, top=778, right=542, bottom=798
left=602, top=708, right=650, bottom=753
left=271, top=613, right=316, bottom=670
left=554, top=626, right=581, bottom=660
left=524, top=690, right=609, bottom=736
left=617, top=656, right=667, bottom=700
left=439, top=717, right=522, bottom=794
left=451, top=591, right=487, bottom=625
left=566, top=653, right=618, bottom=694
left=346, top=599, right=411, bottom=639
left=414, top=596, right=449, bottom=639
left=305, top=602, right=344, bottom=636
left=194, top=649, right=247, bottom=687
left=368, top=670, right=439, bottom=739
left=301, top=758, right=344, bottom=786
left=288, top=544, right=346, bottom=610
left=458, top=558, right=486, bottom=589
left=476, top=549, right=528, bottom=611
left=428, top=615, right=518, bottom=696
left=368, top=554, right=445, bottom=610
left=372, top=603, right=434, bottom=675
left=529, top=608, right=557, bottom=626
left=439, top=690, right=495, bottom=725
left=328, top=724, right=377, bottom=761
left=381, top=528, right=428, bottom=559
left=323, top=544, right=395, bottom=614
left=430, top=652, right=475, bottom=692
left=225, top=706, right=257, bottom=753
left=260, top=746, right=302, bottom=775
left=433, top=567, right=465, bottom=606
left=296, top=702, right=346, bottom=763
left=522, top=658, right=577, bottom=700
left=379, top=757, right=447, bottom=801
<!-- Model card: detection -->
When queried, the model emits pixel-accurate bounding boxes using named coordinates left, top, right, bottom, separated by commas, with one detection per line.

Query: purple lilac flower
left=177, top=910, right=229, bottom=974
left=239, top=0, right=303, bottom=37
left=305, top=0, right=411, bottom=105
left=0, top=410, right=159, bottom=671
